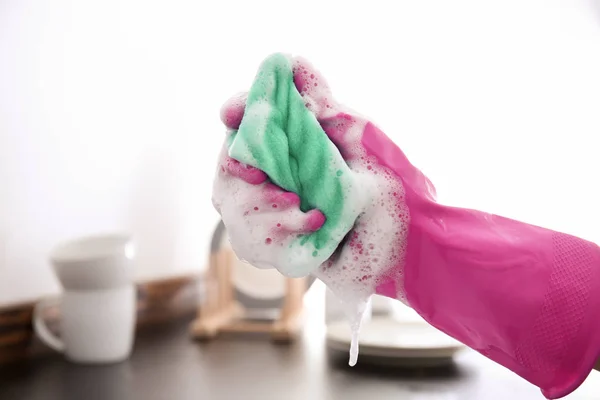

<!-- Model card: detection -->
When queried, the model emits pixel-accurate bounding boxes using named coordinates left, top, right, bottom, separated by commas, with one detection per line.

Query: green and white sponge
left=227, top=53, right=369, bottom=277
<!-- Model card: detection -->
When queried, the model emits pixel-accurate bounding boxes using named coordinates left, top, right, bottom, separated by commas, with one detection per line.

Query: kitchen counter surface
left=1, top=317, right=599, bottom=400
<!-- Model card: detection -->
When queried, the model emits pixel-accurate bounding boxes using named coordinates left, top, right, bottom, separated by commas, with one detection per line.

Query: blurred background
left=1, top=0, right=600, bottom=304
left=1, top=1, right=600, bottom=398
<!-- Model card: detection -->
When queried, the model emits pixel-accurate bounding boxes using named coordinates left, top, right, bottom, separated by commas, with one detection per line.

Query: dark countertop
left=1, top=317, right=598, bottom=400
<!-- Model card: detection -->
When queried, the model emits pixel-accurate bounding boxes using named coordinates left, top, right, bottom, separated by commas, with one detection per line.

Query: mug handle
left=33, top=297, right=65, bottom=352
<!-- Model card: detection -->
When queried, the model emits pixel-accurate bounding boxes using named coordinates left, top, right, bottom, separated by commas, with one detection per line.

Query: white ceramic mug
left=33, top=233, right=137, bottom=364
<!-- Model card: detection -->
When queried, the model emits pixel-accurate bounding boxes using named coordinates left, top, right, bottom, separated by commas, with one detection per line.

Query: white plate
left=327, top=317, right=465, bottom=363
left=222, top=235, right=287, bottom=301
left=231, top=258, right=287, bottom=300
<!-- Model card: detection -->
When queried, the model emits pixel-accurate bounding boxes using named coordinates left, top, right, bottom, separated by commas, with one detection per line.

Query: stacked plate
left=326, top=316, right=465, bottom=367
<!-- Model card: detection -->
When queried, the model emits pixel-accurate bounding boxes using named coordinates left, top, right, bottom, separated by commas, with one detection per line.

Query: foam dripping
left=346, top=298, right=368, bottom=366
left=314, top=264, right=372, bottom=366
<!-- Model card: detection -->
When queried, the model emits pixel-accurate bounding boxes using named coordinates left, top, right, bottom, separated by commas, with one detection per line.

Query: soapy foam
left=213, top=54, right=410, bottom=365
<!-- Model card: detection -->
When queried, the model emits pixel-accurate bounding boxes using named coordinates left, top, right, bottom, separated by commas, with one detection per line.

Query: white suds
left=349, top=329, right=360, bottom=366
left=346, top=296, right=368, bottom=366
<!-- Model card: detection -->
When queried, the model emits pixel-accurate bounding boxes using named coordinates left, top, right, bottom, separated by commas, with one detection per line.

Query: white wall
left=1, top=0, right=600, bottom=305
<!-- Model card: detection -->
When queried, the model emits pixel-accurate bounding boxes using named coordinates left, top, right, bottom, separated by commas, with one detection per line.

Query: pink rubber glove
left=216, top=59, right=600, bottom=400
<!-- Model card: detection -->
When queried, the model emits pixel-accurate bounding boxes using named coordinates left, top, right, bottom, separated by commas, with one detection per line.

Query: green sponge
left=228, top=53, right=367, bottom=276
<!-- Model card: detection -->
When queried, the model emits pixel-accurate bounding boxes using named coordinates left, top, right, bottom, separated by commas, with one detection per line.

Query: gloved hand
left=212, top=56, right=600, bottom=400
